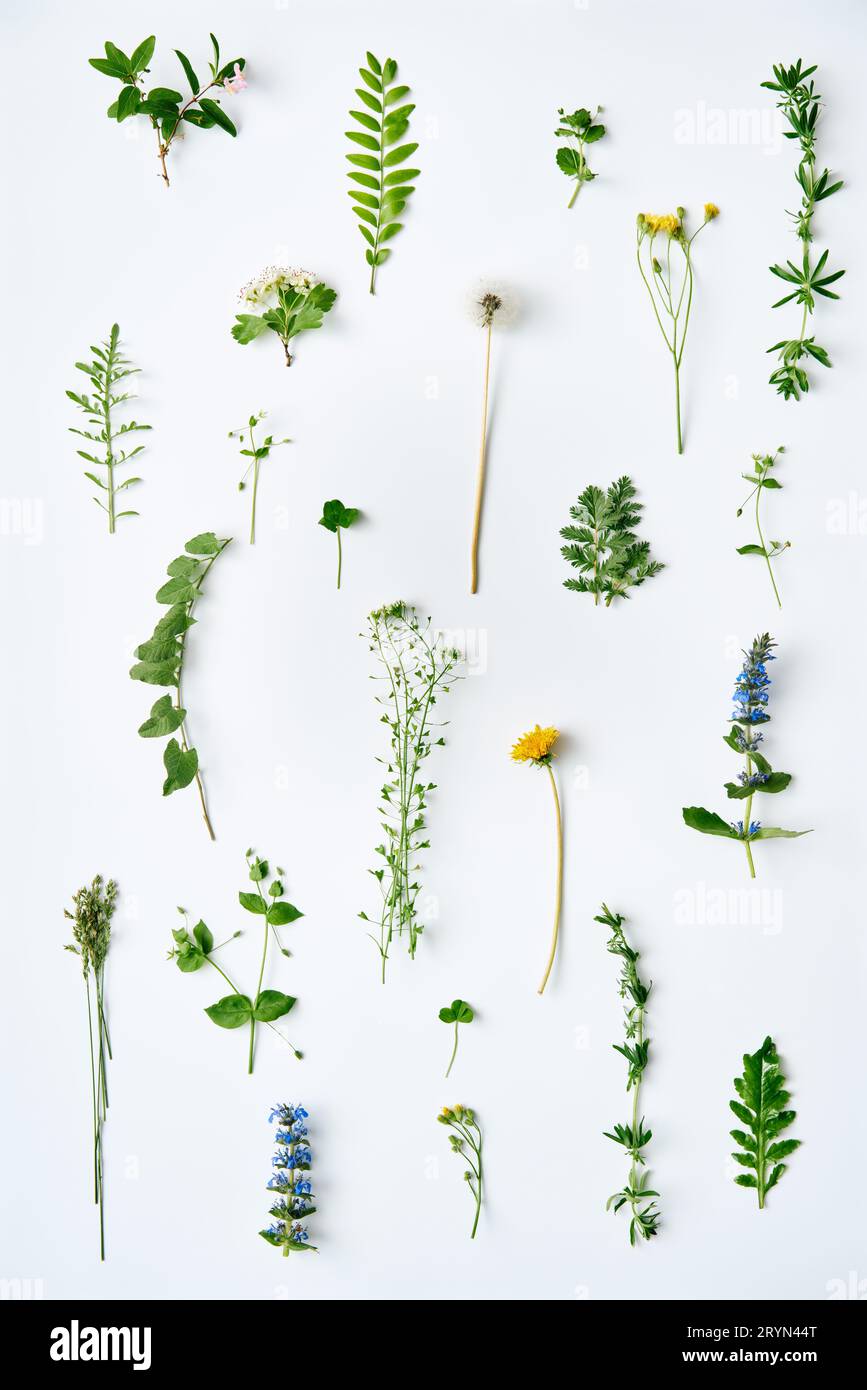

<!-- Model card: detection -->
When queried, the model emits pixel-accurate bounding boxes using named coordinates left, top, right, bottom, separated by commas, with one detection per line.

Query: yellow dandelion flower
left=704, top=202, right=720, bottom=221
left=511, top=724, right=559, bottom=765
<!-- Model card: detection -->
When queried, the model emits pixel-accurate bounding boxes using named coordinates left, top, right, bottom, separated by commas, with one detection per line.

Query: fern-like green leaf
left=130, top=534, right=231, bottom=836
left=66, top=324, right=151, bottom=534
left=729, top=1036, right=800, bottom=1209
left=346, top=53, right=418, bottom=294
left=560, top=476, right=664, bottom=606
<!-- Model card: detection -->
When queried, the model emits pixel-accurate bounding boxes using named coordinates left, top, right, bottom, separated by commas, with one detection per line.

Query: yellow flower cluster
left=641, top=212, right=681, bottom=236
left=510, top=725, right=560, bottom=764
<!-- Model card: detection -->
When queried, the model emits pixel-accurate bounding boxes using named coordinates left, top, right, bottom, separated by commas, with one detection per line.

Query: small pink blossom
left=224, top=63, right=247, bottom=94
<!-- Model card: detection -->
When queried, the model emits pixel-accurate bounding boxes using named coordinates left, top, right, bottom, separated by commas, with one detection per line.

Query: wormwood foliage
left=130, top=532, right=231, bottom=838
left=555, top=105, right=605, bottom=207
left=560, top=476, right=664, bottom=606
left=88, top=34, right=246, bottom=187
left=762, top=60, right=844, bottom=399
left=170, top=852, right=303, bottom=1074
left=67, top=324, right=150, bottom=534
left=683, top=633, right=809, bottom=878
left=360, top=602, right=462, bottom=982
left=346, top=52, right=419, bottom=294
left=597, top=905, right=661, bottom=1245
left=730, top=1037, right=800, bottom=1209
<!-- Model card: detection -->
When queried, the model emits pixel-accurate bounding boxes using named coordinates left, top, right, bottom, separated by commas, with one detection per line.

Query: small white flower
left=237, top=265, right=319, bottom=306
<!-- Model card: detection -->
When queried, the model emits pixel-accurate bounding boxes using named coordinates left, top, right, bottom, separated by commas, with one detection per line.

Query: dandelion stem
left=538, top=764, right=563, bottom=995
left=470, top=321, right=493, bottom=593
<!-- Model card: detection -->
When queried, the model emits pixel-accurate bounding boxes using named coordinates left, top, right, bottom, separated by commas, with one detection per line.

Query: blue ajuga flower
left=261, top=1105, right=317, bottom=1254
left=683, top=633, right=809, bottom=878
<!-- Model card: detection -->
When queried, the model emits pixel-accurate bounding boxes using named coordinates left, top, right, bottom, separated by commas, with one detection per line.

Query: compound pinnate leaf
left=347, top=53, right=418, bottom=294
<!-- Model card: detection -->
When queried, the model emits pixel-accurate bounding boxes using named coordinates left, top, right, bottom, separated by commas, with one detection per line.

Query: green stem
left=250, top=459, right=259, bottom=545
left=744, top=753, right=757, bottom=879
left=249, top=881, right=270, bottom=1074
left=674, top=358, right=683, bottom=455
left=369, top=105, right=388, bottom=294
left=336, top=528, right=342, bottom=589
left=85, top=976, right=99, bottom=1204
left=537, top=764, right=563, bottom=995
left=754, top=476, right=782, bottom=608
left=445, top=1022, right=459, bottom=1079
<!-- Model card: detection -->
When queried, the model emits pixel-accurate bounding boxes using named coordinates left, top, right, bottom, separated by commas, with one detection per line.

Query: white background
left=2, top=0, right=865, bottom=1301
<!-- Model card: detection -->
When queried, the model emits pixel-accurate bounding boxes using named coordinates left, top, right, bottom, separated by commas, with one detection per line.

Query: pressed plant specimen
left=730, top=1037, right=799, bottom=1208
left=169, top=850, right=303, bottom=1074
left=130, top=531, right=231, bottom=838
left=468, top=283, right=518, bottom=592
left=597, top=904, right=661, bottom=1245
left=260, top=1104, right=317, bottom=1253
left=318, top=499, right=359, bottom=588
left=438, top=1105, right=484, bottom=1239
left=64, top=875, right=118, bottom=1260
left=232, top=266, right=337, bottom=367
left=511, top=725, right=563, bottom=994
left=683, top=634, right=809, bottom=878
left=346, top=52, right=419, bottom=294
left=67, top=324, right=150, bottom=533
left=438, top=999, right=474, bottom=1079
left=762, top=60, right=844, bottom=399
left=555, top=105, right=605, bottom=207
left=88, top=34, right=247, bottom=187
left=636, top=204, right=720, bottom=453
left=560, top=476, right=664, bottom=605
left=228, top=412, right=291, bottom=544
left=736, top=447, right=790, bottom=608
left=360, top=602, right=462, bottom=981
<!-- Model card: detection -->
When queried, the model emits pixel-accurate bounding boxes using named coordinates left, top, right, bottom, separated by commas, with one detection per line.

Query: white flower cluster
left=237, top=266, right=320, bottom=306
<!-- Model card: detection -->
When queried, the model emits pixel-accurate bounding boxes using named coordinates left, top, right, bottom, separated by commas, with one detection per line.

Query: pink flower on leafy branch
left=224, top=63, right=247, bottom=94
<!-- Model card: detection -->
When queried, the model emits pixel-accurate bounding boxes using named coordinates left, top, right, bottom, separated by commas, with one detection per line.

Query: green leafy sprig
left=229, top=412, right=291, bottom=544
left=636, top=204, right=720, bottom=453
left=730, top=1036, right=800, bottom=1208
left=169, top=851, right=303, bottom=1074
left=360, top=602, right=462, bottom=982
left=347, top=52, right=419, bottom=294
left=64, top=875, right=118, bottom=1261
left=438, top=1105, right=483, bottom=1239
left=438, top=999, right=474, bottom=1078
left=597, top=904, right=661, bottom=1246
left=555, top=105, right=605, bottom=207
left=560, top=476, right=664, bottom=606
left=88, top=34, right=246, bottom=188
left=318, top=500, right=359, bottom=588
left=67, top=324, right=150, bottom=533
left=232, top=267, right=337, bottom=367
left=762, top=60, right=844, bottom=400
left=736, top=447, right=790, bottom=608
left=683, top=633, right=810, bottom=878
left=130, top=532, right=231, bottom=839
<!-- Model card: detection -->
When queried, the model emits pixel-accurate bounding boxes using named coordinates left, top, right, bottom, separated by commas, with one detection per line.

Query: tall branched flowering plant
left=511, top=726, right=563, bottom=995
left=64, top=875, right=118, bottom=1261
left=736, top=447, right=790, bottom=608
left=683, top=635, right=809, bottom=878
left=360, top=603, right=462, bottom=981
left=762, top=60, right=844, bottom=400
left=438, top=1105, right=484, bottom=1239
left=636, top=204, right=719, bottom=454
left=88, top=34, right=247, bottom=188
left=260, top=1104, right=317, bottom=1254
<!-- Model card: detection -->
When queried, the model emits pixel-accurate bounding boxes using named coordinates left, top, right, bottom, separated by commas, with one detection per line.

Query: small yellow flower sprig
left=511, top=726, right=563, bottom=995
left=636, top=203, right=720, bottom=454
